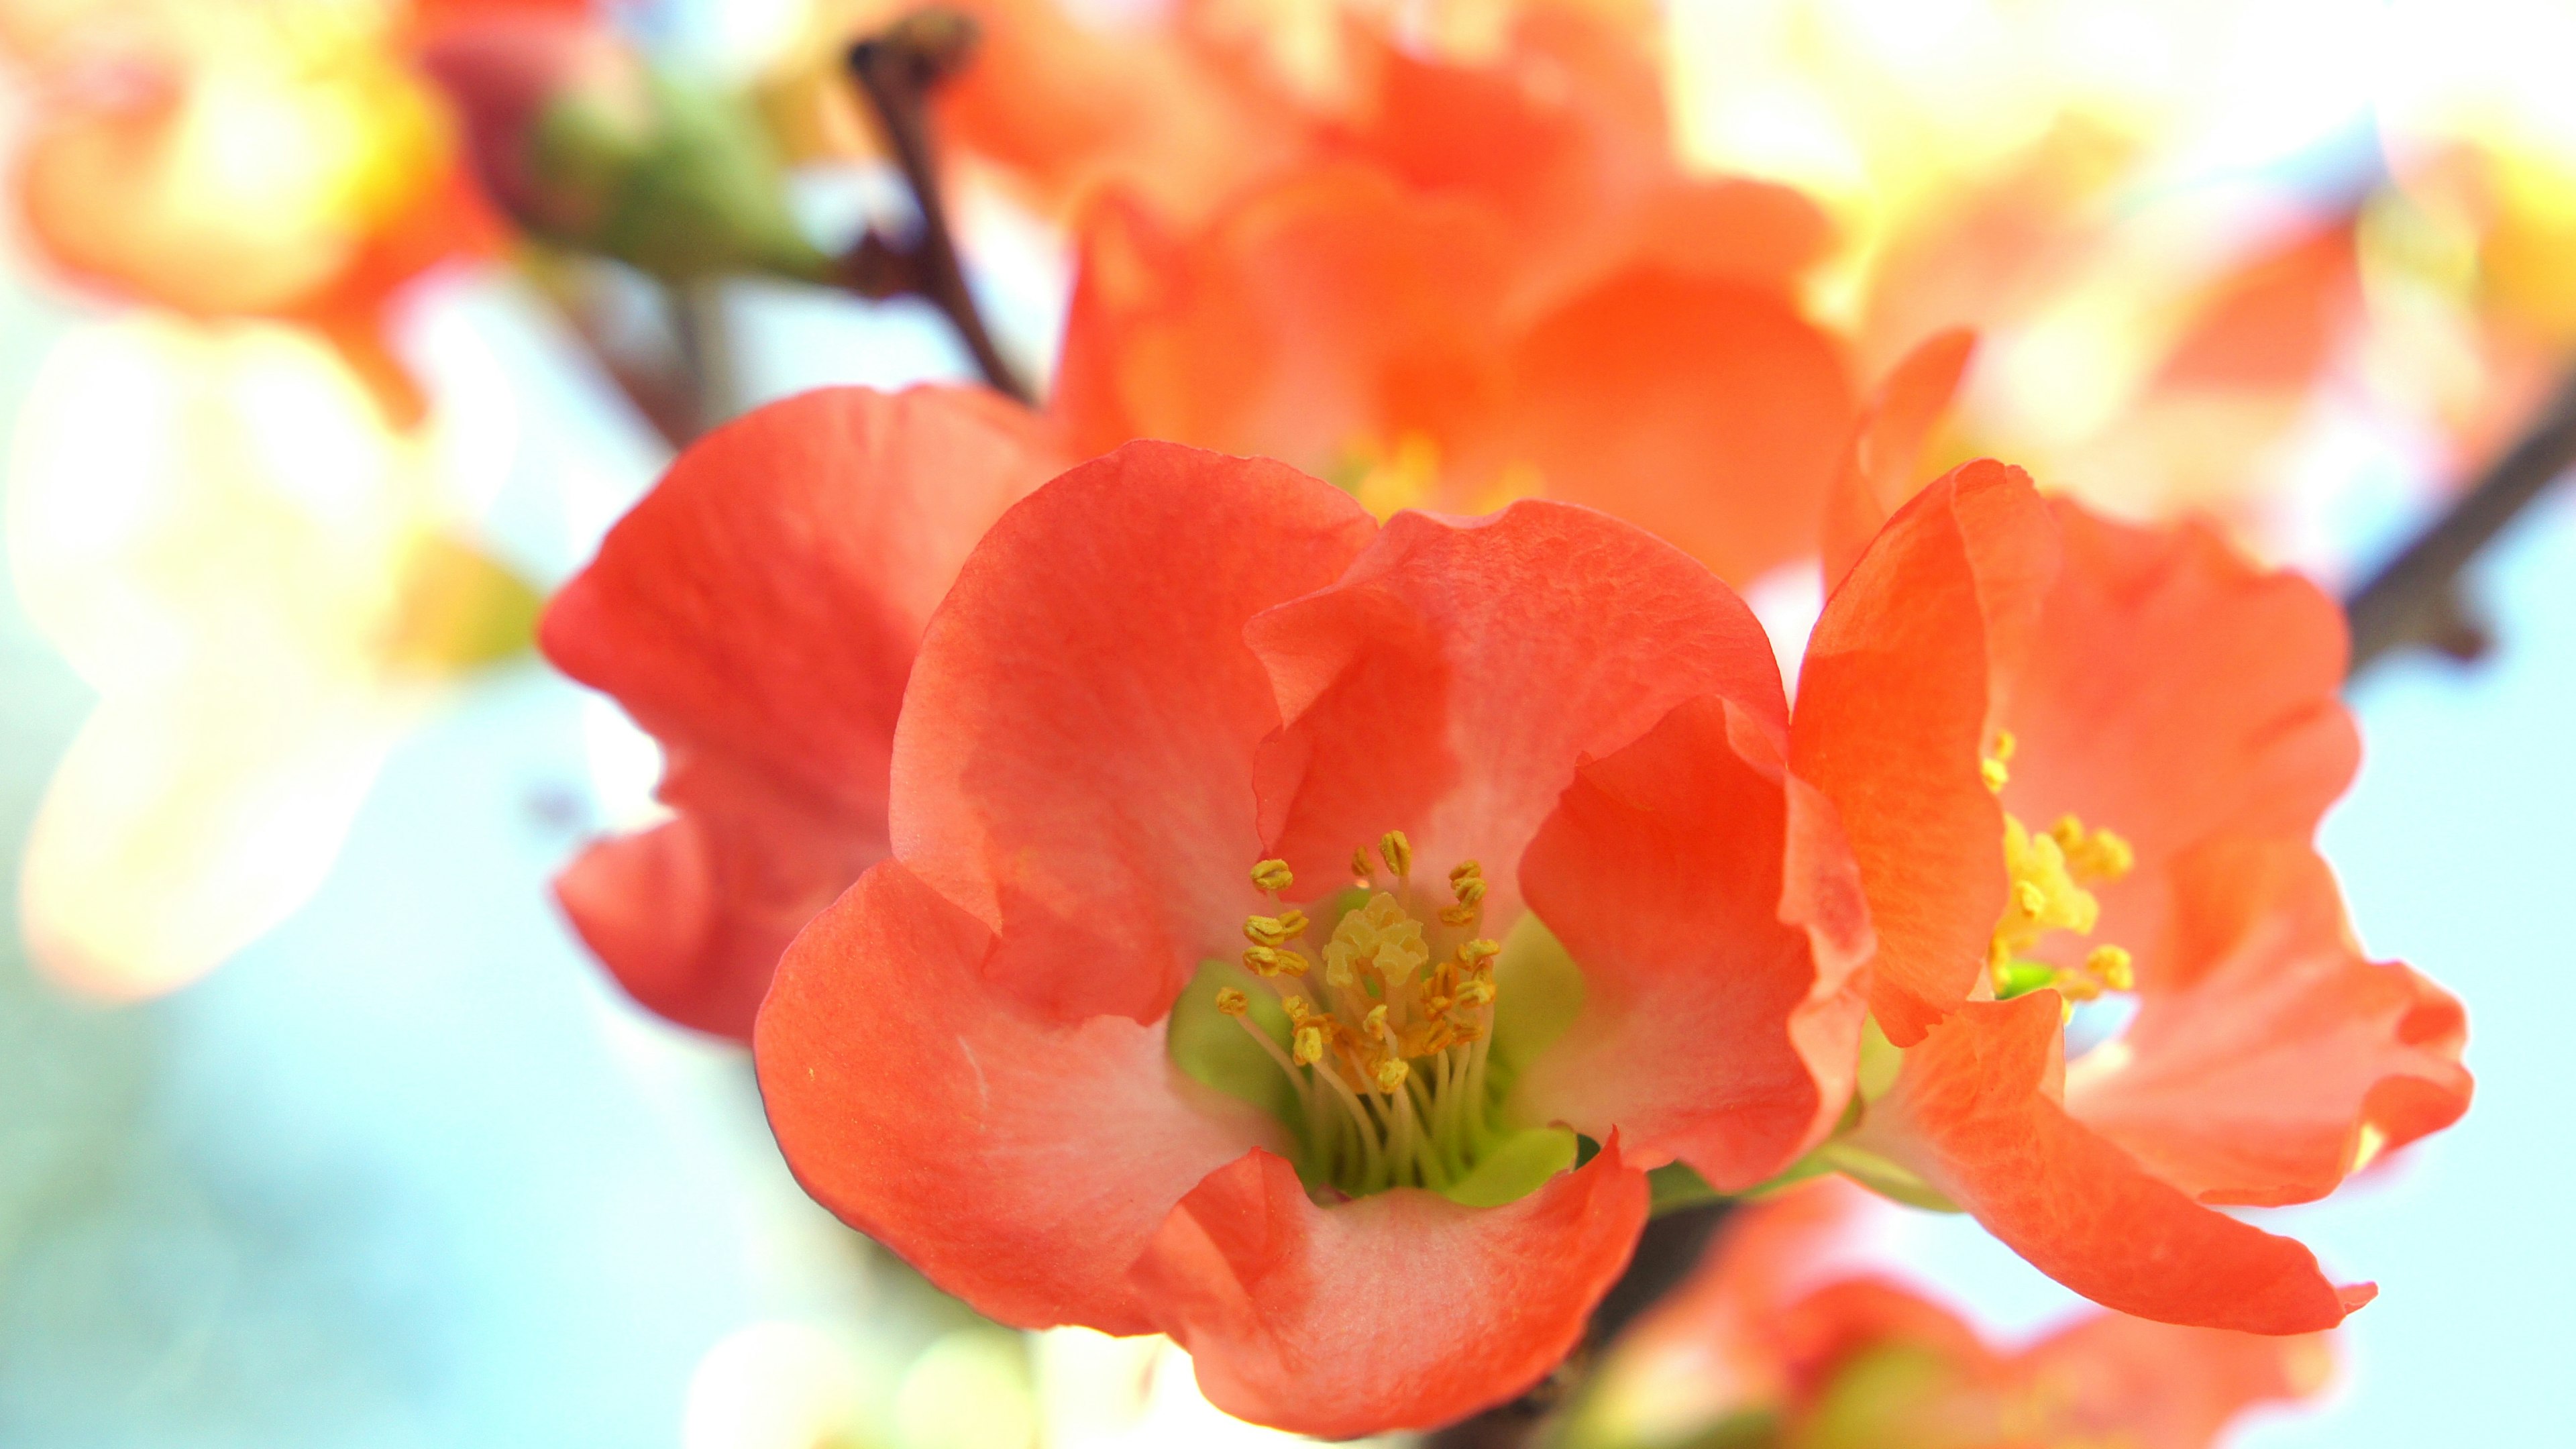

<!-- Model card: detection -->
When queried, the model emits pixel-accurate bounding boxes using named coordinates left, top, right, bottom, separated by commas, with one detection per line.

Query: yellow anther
left=2055, top=971, right=2104, bottom=1003
left=1982, top=756, right=2010, bottom=794
left=1459, top=938, right=1501, bottom=964
left=1454, top=978, right=1495, bottom=1009
left=1277, top=908, right=1309, bottom=935
left=1242, top=946, right=1277, bottom=974
left=1293, top=1024, right=1326, bottom=1066
left=1375, top=1057, right=1411, bottom=1092
left=1378, top=830, right=1413, bottom=877
left=1452, top=875, right=1487, bottom=907
left=1243, top=915, right=1293, bottom=948
left=1351, top=848, right=1375, bottom=879
left=1449, top=860, right=1483, bottom=885
left=1439, top=903, right=1478, bottom=926
left=1364, top=1004, right=1390, bottom=1039
left=1250, top=859, right=1294, bottom=893
left=2086, top=944, right=2135, bottom=992
left=1214, top=987, right=1250, bottom=1016
left=1274, top=949, right=1309, bottom=977
left=2014, top=880, right=2047, bottom=916
left=1282, top=996, right=1312, bottom=1023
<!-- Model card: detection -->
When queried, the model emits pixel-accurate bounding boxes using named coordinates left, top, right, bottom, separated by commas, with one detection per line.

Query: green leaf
left=1441, top=1126, right=1576, bottom=1208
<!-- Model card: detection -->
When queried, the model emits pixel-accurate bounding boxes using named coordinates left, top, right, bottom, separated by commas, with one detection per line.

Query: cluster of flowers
left=1, top=0, right=2482, bottom=1441
left=529, top=7, right=2473, bottom=1440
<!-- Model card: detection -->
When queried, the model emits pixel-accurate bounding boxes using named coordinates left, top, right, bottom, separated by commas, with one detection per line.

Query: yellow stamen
left=1350, top=848, right=1375, bottom=880
left=1250, top=858, right=1294, bottom=893
left=2086, top=944, right=2135, bottom=992
left=1379, top=830, right=1413, bottom=877
left=1218, top=837, right=1511, bottom=1197
left=1980, top=730, right=2017, bottom=794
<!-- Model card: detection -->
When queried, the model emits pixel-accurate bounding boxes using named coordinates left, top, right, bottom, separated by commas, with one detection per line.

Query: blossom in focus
left=540, top=384, right=1073, bottom=1038
left=0, top=0, right=563, bottom=421
left=1051, top=4, right=1854, bottom=586
left=1772, top=366, right=2471, bottom=1332
left=7, top=317, right=537, bottom=999
left=749, top=441, right=1876, bottom=1434
left=1577, top=1180, right=2332, bottom=1449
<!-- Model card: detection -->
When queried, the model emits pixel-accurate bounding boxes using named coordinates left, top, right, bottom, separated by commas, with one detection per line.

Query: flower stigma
left=1220, top=833, right=1513, bottom=1197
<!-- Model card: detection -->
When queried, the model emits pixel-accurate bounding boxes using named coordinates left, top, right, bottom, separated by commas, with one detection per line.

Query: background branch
left=845, top=11, right=1037, bottom=406
left=2345, top=368, right=2576, bottom=674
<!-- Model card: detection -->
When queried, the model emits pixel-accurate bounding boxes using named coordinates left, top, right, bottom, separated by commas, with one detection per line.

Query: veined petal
left=1247, top=499, right=1785, bottom=920
left=1821, top=328, right=1978, bottom=591
left=543, top=385, right=1069, bottom=821
left=553, top=750, right=888, bottom=1039
left=543, top=386, right=1068, bottom=1038
left=1791, top=460, right=2058, bottom=1044
left=1513, top=696, right=1870, bottom=1188
left=1994, top=500, right=2358, bottom=980
left=890, top=442, right=1376, bottom=1024
left=754, top=861, right=1281, bottom=1335
left=2068, top=841, right=2470, bottom=1207
left=1131, top=1140, right=1648, bottom=1437
left=1847, top=991, right=2369, bottom=1334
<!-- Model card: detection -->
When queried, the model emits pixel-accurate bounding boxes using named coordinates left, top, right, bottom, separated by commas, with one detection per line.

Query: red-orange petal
left=1131, top=1140, right=1648, bottom=1437
left=1821, top=328, right=1978, bottom=591
left=541, top=386, right=1066, bottom=1037
left=1850, top=991, right=2370, bottom=1333
left=1245, top=499, right=1785, bottom=921
left=755, top=860, right=1279, bottom=1335
left=889, top=442, right=1376, bottom=1024
left=1790, top=460, right=2059, bottom=1044
left=1514, top=696, right=1869, bottom=1188
left=1499, top=266, right=1854, bottom=586
left=1996, top=500, right=2359, bottom=980
left=2068, top=841, right=2471, bottom=1206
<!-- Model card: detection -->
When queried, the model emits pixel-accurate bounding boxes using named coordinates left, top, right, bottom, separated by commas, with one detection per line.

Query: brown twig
left=2345, top=367, right=2576, bottom=675
left=844, top=11, right=1037, bottom=405
left=1426, top=1201, right=1737, bottom=1448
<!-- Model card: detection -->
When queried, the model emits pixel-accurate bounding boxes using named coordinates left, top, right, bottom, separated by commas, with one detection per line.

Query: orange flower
left=1588, top=1181, right=2334, bottom=1449
left=0, top=0, right=578, bottom=423
left=1774, top=356, right=2471, bottom=1330
left=1053, top=5, right=1851, bottom=586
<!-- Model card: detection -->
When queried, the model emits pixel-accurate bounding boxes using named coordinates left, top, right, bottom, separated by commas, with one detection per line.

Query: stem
left=2345, top=366, right=2576, bottom=675
left=843, top=11, right=1037, bottom=405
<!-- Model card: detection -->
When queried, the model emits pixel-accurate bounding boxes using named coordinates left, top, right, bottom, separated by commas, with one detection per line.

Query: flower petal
left=1131, top=1140, right=1648, bottom=1437
left=754, top=860, right=1280, bottom=1335
left=1513, top=696, right=1870, bottom=1188
left=1848, top=991, right=2369, bottom=1334
left=1247, top=500, right=1785, bottom=920
left=2067, top=841, right=2470, bottom=1206
left=890, top=443, right=1377, bottom=1024
left=553, top=751, right=886, bottom=1038
left=1790, top=460, right=2059, bottom=1044
left=543, top=386, right=1069, bottom=1037
left=543, top=385, right=1068, bottom=818
left=1996, top=502, right=2358, bottom=977
left=1499, top=268, right=1854, bottom=585
left=1821, top=328, right=1977, bottom=591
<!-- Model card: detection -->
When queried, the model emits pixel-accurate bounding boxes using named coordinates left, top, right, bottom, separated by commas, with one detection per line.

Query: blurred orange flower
left=1052, top=3, right=1852, bottom=586
left=1587, top=1180, right=2334, bottom=1449
left=0, top=0, right=577, bottom=422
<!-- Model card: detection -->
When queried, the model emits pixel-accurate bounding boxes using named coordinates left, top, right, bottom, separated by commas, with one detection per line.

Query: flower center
left=1216, top=831, right=1513, bottom=1197
left=1982, top=731, right=2136, bottom=1004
